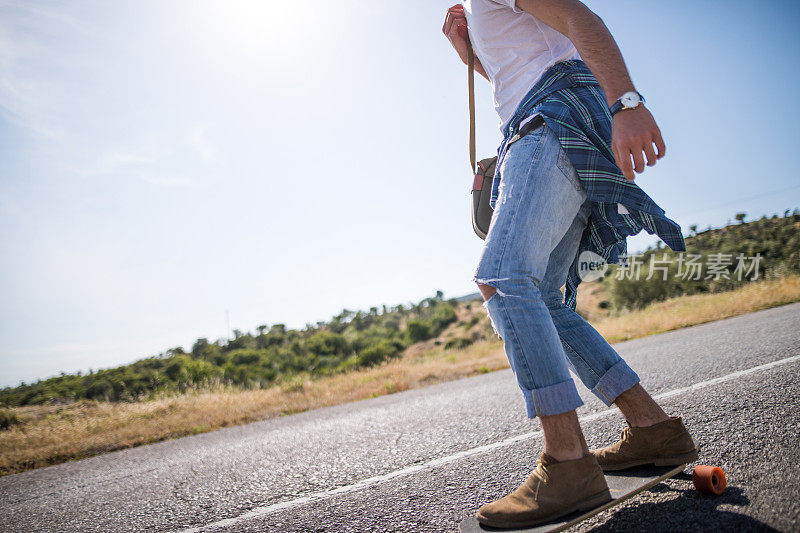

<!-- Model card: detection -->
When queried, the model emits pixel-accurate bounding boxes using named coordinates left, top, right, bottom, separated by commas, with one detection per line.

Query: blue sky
left=1, top=0, right=799, bottom=387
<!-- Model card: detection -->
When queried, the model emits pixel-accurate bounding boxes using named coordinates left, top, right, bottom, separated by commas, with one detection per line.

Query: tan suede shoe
left=591, top=416, right=699, bottom=471
left=476, top=453, right=611, bottom=529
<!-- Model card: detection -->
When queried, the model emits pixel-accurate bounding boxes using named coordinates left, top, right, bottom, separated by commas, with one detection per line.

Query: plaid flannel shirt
left=490, top=60, right=686, bottom=309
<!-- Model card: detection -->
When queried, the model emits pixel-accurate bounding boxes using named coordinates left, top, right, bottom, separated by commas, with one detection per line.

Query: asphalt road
left=2, top=303, right=800, bottom=532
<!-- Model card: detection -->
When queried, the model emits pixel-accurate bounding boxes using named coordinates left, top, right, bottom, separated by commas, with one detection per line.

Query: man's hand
left=442, top=4, right=489, bottom=80
left=611, top=106, right=666, bottom=181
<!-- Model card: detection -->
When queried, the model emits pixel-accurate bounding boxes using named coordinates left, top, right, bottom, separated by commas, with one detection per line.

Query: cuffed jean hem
left=522, top=378, right=584, bottom=418
left=590, top=359, right=640, bottom=406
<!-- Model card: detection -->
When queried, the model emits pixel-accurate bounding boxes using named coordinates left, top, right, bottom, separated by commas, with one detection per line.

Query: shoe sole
left=476, top=488, right=613, bottom=529
left=598, top=448, right=700, bottom=472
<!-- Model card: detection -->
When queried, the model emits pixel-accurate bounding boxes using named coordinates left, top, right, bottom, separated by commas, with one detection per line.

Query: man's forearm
left=515, top=0, right=635, bottom=106
left=562, top=9, right=635, bottom=106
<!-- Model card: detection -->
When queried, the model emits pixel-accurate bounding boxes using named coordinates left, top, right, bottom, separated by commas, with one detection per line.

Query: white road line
left=177, top=354, right=800, bottom=532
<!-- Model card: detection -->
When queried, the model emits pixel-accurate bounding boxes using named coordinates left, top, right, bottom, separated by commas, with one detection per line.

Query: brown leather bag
left=471, top=156, right=496, bottom=240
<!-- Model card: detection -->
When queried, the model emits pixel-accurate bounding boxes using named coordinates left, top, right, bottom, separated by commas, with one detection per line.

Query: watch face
left=621, top=92, right=641, bottom=108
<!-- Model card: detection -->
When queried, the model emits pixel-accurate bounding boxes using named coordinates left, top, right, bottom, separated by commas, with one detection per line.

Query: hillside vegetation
left=606, top=210, right=800, bottom=309
left=1, top=292, right=493, bottom=408
left=1, top=210, right=798, bottom=410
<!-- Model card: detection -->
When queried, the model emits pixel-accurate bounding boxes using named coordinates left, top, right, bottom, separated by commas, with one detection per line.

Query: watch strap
left=610, top=91, right=645, bottom=116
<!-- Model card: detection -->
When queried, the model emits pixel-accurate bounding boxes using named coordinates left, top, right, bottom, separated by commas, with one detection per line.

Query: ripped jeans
left=474, top=121, right=639, bottom=418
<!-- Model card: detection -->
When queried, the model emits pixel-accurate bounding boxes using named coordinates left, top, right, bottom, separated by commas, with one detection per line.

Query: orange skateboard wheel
left=692, top=465, right=726, bottom=495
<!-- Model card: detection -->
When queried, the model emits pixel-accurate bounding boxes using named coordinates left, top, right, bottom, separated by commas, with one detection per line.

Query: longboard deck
left=459, top=464, right=685, bottom=533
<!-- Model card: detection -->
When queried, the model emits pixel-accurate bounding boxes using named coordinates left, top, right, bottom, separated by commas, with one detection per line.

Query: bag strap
left=467, top=38, right=476, bottom=174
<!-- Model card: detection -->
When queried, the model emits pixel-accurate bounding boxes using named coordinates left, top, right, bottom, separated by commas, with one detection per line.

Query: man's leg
left=473, top=124, right=612, bottom=528
left=540, top=410, right=589, bottom=461
left=479, top=193, right=669, bottom=461
left=480, top=278, right=589, bottom=462
left=613, top=384, right=669, bottom=427
left=539, top=282, right=670, bottom=429
left=473, top=122, right=587, bottom=424
left=533, top=180, right=696, bottom=471
left=536, top=199, right=669, bottom=426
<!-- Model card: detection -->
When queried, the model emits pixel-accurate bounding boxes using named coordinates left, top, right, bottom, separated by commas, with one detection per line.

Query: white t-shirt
left=463, top=0, right=581, bottom=131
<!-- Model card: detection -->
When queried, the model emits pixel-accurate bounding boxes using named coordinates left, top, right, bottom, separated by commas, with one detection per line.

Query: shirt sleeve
left=489, top=0, right=524, bottom=13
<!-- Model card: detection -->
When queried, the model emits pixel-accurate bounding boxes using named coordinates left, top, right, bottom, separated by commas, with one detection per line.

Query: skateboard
left=459, top=463, right=726, bottom=533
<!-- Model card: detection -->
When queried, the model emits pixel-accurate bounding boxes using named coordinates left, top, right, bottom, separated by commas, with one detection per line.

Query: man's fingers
left=447, top=21, right=465, bottom=42
left=631, top=146, right=645, bottom=173
left=442, top=11, right=454, bottom=35
left=621, top=152, right=635, bottom=180
left=613, top=143, right=634, bottom=181
left=643, top=140, right=657, bottom=167
left=443, top=8, right=462, bottom=34
left=653, top=129, right=666, bottom=159
left=611, top=143, right=621, bottom=169
left=446, top=4, right=464, bottom=17
left=443, top=9, right=466, bottom=38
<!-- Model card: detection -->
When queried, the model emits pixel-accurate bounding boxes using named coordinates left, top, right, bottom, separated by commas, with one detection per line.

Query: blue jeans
left=474, top=121, right=640, bottom=418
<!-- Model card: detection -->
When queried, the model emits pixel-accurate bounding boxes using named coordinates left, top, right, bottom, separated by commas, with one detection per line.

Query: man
left=442, top=1, right=699, bottom=528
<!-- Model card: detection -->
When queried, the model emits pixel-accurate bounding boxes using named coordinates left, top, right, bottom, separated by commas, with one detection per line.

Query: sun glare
left=191, top=0, right=319, bottom=53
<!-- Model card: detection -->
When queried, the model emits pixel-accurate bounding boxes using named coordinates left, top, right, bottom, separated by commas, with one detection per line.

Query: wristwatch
left=610, top=91, right=645, bottom=116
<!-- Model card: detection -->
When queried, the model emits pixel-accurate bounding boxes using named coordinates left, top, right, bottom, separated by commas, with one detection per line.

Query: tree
left=735, top=212, right=747, bottom=224
left=689, top=224, right=698, bottom=235
left=192, top=338, right=210, bottom=357
left=333, top=310, right=354, bottom=324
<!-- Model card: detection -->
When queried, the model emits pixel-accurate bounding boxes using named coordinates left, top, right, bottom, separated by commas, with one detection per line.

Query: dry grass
left=2, top=275, right=799, bottom=476
left=574, top=279, right=613, bottom=322
left=593, top=275, right=800, bottom=342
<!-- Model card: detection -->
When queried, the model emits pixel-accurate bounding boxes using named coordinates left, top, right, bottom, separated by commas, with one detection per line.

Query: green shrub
left=85, top=379, right=115, bottom=401
left=230, top=350, right=261, bottom=366
left=357, top=340, right=400, bottom=366
left=0, top=408, right=19, bottom=430
left=305, top=332, right=349, bottom=357
left=445, top=337, right=474, bottom=350
left=406, top=320, right=431, bottom=342
left=430, top=303, right=457, bottom=333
